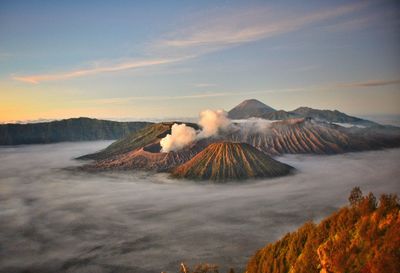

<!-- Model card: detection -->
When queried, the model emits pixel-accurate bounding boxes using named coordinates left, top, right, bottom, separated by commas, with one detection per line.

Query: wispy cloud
left=88, top=92, right=232, bottom=105
left=336, top=79, right=400, bottom=88
left=78, top=77, right=400, bottom=106
left=13, top=2, right=368, bottom=84
left=324, top=7, right=400, bottom=33
left=194, top=83, right=217, bottom=88
left=83, top=87, right=305, bottom=105
left=13, top=57, right=188, bottom=84
left=158, top=2, right=367, bottom=52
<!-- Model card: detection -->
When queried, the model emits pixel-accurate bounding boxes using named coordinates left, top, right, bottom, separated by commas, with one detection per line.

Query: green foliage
left=247, top=189, right=400, bottom=273
left=79, top=122, right=200, bottom=160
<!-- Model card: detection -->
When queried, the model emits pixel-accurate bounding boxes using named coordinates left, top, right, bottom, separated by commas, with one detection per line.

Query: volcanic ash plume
left=160, top=123, right=197, bottom=152
left=197, top=109, right=231, bottom=138
left=160, top=109, right=232, bottom=152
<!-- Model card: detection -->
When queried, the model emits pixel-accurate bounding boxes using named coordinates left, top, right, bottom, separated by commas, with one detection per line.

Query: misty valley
left=1, top=98, right=400, bottom=272
left=0, top=140, right=399, bottom=272
left=2, top=1, right=400, bottom=271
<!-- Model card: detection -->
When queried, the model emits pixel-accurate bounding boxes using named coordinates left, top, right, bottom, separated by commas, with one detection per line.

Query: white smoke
left=160, top=109, right=232, bottom=152
left=160, top=123, right=197, bottom=153
left=197, top=109, right=231, bottom=139
left=233, top=118, right=277, bottom=134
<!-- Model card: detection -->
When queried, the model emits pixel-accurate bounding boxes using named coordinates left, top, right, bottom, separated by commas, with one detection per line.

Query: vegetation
left=79, top=122, right=199, bottom=160
left=0, top=117, right=152, bottom=145
left=246, top=188, right=400, bottom=273
left=166, top=189, right=399, bottom=273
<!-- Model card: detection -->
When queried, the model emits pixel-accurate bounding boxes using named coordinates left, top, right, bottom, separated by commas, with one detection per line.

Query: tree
left=349, top=187, right=363, bottom=206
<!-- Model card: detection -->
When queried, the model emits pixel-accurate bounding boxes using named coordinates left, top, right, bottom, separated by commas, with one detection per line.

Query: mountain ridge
left=229, top=99, right=378, bottom=126
left=0, top=117, right=152, bottom=145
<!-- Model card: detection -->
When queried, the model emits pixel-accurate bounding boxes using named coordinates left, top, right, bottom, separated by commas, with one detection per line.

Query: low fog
left=0, top=141, right=399, bottom=273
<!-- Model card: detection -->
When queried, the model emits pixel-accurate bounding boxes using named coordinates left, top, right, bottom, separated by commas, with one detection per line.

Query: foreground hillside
left=0, top=117, right=152, bottom=145
left=247, top=188, right=400, bottom=273
left=172, top=142, right=292, bottom=181
left=166, top=189, right=399, bottom=273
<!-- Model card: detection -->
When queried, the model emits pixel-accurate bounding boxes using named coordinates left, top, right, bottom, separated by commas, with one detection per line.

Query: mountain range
left=0, top=99, right=383, bottom=146
left=228, top=99, right=377, bottom=127
left=80, top=113, right=400, bottom=181
left=0, top=117, right=152, bottom=145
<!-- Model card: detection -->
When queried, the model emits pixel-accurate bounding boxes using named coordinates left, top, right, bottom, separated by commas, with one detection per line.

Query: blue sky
left=0, top=0, right=399, bottom=122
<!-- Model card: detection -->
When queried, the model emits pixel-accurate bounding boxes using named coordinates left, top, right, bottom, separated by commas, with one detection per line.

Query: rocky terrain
left=227, top=118, right=400, bottom=155
left=228, top=99, right=377, bottom=126
left=172, top=142, right=293, bottom=181
left=78, top=100, right=400, bottom=181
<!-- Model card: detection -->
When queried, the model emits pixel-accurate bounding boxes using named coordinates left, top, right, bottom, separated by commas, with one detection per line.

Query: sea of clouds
left=0, top=141, right=399, bottom=273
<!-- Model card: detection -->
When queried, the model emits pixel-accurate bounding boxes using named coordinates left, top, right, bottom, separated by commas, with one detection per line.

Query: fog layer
left=0, top=142, right=399, bottom=273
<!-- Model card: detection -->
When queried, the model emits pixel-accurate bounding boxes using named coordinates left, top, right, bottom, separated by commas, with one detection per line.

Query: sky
left=0, top=0, right=399, bottom=123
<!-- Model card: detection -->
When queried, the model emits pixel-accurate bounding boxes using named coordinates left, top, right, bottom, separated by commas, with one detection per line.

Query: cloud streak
left=84, top=88, right=306, bottom=105
left=158, top=2, right=367, bottom=52
left=13, top=57, right=186, bottom=84
left=13, top=2, right=369, bottom=84
left=336, top=79, right=400, bottom=88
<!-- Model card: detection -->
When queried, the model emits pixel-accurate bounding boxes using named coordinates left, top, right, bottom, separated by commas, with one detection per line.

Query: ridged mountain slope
left=87, top=139, right=211, bottom=172
left=172, top=142, right=293, bottom=181
left=79, top=122, right=199, bottom=160
left=226, top=118, right=396, bottom=155
left=290, top=107, right=377, bottom=126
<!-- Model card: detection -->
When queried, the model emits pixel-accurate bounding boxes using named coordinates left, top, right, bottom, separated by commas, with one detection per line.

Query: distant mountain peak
left=228, top=99, right=275, bottom=119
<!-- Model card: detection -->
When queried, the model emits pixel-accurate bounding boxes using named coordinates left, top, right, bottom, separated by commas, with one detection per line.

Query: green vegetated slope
left=0, top=117, right=152, bottom=145
left=246, top=188, right=400, bottom=273
left=172, top=142, right=293, bottom=181
left=79, top=122, right=199, bottom=160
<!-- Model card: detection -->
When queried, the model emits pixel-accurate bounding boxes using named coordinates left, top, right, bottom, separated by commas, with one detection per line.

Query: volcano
left=228, top=99, right=275, bottom=119
left=171, top=142, right=293, bottom=181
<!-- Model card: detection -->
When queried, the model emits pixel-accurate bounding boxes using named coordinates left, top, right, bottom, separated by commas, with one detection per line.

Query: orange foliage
left=247, top=189, right=400, bottom=273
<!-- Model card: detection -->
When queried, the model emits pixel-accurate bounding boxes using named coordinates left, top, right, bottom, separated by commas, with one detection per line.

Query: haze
left=0, top=141, right=399, bottom=272
left=1, top=1, right=400, bottom=123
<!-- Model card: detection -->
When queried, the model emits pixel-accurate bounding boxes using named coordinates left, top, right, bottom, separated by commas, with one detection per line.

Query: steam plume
left=160, top=123, right=197, bottom=153
left=233, top=118, right=276, bottom=134
left=197, top=109, right=231, bottom=138
left=160, top=109, right=231, bottom=152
